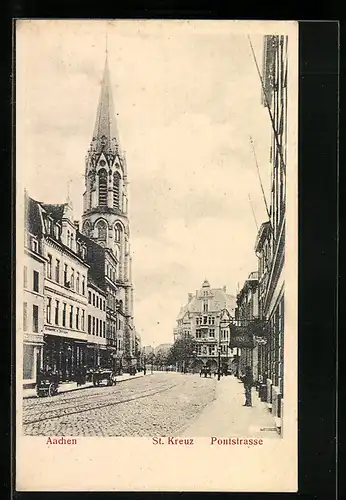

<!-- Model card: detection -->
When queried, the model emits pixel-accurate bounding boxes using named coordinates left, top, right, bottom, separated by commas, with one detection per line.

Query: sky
left=17, top=20, right=274, bottom=348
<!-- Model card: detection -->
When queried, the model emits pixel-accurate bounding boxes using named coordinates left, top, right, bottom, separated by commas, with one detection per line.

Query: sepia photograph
left=16, top=19, right=298, bottom=491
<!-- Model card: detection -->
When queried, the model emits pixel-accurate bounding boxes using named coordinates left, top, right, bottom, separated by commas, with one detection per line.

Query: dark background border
left=6, top=13, right=339, bottom=500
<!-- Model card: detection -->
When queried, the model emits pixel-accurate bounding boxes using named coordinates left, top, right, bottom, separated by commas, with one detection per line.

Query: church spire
left=91, top=55, right=121, bottom=154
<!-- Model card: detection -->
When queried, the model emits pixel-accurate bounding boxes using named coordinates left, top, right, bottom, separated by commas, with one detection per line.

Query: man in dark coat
left=242, top=366, right=253, bottom=407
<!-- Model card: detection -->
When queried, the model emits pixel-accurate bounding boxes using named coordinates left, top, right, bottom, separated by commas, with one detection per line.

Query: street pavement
left=22, top=372, right=278, bottom=438
left=181, top=374, right=279, bottom=438
left=22, top=372, right=217, bottom=437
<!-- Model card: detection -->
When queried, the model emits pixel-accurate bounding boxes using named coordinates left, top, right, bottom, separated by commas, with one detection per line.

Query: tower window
left=96, top=220, right=107, bottom=241
left=113, top=172, right=121, bottom=209
left=98, top=169, right=108, bottom=207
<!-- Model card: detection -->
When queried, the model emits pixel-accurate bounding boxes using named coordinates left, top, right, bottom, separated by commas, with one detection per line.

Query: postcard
left=15, top=19, right=298, bottom=492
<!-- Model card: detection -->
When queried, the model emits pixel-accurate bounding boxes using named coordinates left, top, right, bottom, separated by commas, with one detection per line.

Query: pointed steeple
left=91, top=55, right=121, bottom=154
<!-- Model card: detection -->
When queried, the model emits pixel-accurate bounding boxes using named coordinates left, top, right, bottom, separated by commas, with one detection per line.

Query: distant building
left=154, top=343, right=172, bottom=355
left=142, top=345, right=154, bottom=356
left=174, top=280, right=236, bottom=372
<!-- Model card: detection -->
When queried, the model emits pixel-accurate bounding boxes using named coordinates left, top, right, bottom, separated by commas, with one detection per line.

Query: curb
left=23, top=373, right=145, bottom=399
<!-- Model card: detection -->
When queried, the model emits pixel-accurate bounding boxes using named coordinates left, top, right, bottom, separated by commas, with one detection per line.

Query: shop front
left=23, top=333, right=44, bottom=388
left=43, top=334, right=87, bottom=382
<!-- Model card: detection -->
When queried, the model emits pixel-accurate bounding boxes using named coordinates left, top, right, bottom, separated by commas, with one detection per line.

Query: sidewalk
left=180, top=375, right=279, bottom=438
left=23, top=372, right=144, bottom=399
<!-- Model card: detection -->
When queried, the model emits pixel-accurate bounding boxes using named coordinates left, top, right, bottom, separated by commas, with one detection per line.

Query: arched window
left=98, top=169, right=108, bottom=207
left=82, top=220, right=91, bottom=237
left=118, top=300, right=123, bottom=312
left=114, top=223, right=122, bottom=243
left=113, top=172, right=121, bottom=209
left=96, top=220, right=107, bottom=241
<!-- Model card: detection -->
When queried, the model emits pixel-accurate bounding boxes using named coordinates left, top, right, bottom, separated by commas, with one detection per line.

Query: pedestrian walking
left=242, top=366, right=253, bottom=407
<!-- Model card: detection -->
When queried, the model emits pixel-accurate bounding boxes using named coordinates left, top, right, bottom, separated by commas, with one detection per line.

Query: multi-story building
left=80, top=54, right=135, bottom=370
left=22, top=192, right=46, bottom=387
left=37, top=200, right=89, bottom=382
left=174, top=280, right=236, bottom=372
left=86, top=277, right=107, bottom=368
left=253, top=34, right=287, bottom=433
left=235, top=271, right=260, bottom=378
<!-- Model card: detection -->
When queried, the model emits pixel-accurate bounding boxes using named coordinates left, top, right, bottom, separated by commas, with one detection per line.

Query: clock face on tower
left=99, top=160, right=106, bottom=167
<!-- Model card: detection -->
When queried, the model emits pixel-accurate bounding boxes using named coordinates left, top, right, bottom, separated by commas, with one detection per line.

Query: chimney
left=188, top=293, right=193, bottom=302
left=223, top=285, right=226, bottom=292
left=74, top=221, right=80, bottom=231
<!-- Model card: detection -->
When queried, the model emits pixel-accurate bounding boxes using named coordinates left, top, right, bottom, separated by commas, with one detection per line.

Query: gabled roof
left=26, top=196, right=43, bottom=237
left=40, top=203, right=65, bottom=222
left=177, top=288, right=236, bottom=320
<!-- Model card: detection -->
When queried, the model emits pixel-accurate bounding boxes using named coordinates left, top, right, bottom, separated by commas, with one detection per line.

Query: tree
left=167, top=334, right=197, bottom=372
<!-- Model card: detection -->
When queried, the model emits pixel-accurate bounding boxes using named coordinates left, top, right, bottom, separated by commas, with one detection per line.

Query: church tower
left=81, top=54, right=134, bottom=366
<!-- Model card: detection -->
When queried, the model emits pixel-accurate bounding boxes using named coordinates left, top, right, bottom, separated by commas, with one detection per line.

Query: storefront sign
left=229, top=325, right=254, bottom=348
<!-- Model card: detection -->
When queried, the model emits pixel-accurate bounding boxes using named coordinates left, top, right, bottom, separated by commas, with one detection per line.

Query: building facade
left=39, top=201, right=89, bottom=382
left=235, top=271, right=260, bottom=379
left=253, top=34, right=287, bottom=433
left=174, top=280, right=236, bottom=372
left=80, top=55, right=135, bottom=370
left=22, top=194, right=46, bottom=387
left=86, top=279, right=107, bottom=368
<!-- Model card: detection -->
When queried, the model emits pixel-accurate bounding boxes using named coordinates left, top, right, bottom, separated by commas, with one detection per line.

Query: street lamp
left=217, top=346, right=222, bottom=381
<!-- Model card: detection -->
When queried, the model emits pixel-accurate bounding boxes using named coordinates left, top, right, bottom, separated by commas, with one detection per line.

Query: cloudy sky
left=17, top=20, right=276, bottom=347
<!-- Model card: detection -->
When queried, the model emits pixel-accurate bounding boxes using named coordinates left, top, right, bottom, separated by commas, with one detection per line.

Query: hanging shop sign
left=229, top=325, right=254, bottom=349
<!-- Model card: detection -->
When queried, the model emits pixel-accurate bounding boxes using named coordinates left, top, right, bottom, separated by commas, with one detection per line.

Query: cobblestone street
left=22, top=373, right=217, bottom=437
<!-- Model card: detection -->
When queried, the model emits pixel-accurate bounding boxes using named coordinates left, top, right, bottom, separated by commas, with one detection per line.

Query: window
left=99, top=320, right=102, bottom=337
left=76, top=308, right=79, bottom=330
left=98, top=169, right=108, bottom=207
left=208, top=345, right=215, bottom=356
left=69, top=306, right=73, bottom=328
left=70, top=233, right=74, bottom=250
left=88, top=291, right=91, bottom=304
left=33, top=305, right=39, bottom=333
left=203, top=302, right=208, bottom=312
left=96, top=295, right=99, bottom=308
left=88, top=315, right=91, bottom=334
left=32, top=238, right=38, bottom=252
left=23, top=266, right=28, bottom=288
left=96, top=220, right=107, bottom=241
left=82, top=276, right=85, bottom=295
left=114, top=224, right=122, bottom=242
left=104, top=300, right=106, bottom=311
left=64, top=264, right=68, bottom=284
left=33, top=270, right=39, bottom=292
left=203, top=316, right=208, bottom=325
left=113, top=172, right=121, bottom=209
left=46, top=297, right=52, bottom=323
left=23, top=302, right=28, bottom=331
left=47, top=254, right=52, bottom=279
left=62, top=303, right=66, bottom=327
left=70, top=268, right=74, bottom=289
left=54, top=300, right=59, bottom=325
left=76, top=272, right=80, bottom=293
left=67, top=231, right=70, bottom=248
left=196, top=329, right=201, bottom=338
left=209, top=329, right=215, bottom=338
left=55, top=259, right=60, bottom=283
left=103, top=321, right=106, bottom=337
left=92, top=317, right=95, bottom=335
left=93, top=294, right=95, bottom=306
left=211, top=316, right=215, bottom=325
left=96, top=318, right=99, bottom=336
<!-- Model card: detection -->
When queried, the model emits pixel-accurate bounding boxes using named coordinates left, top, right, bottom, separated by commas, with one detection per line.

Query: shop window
left=23, top=344, right=34, bottom=380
